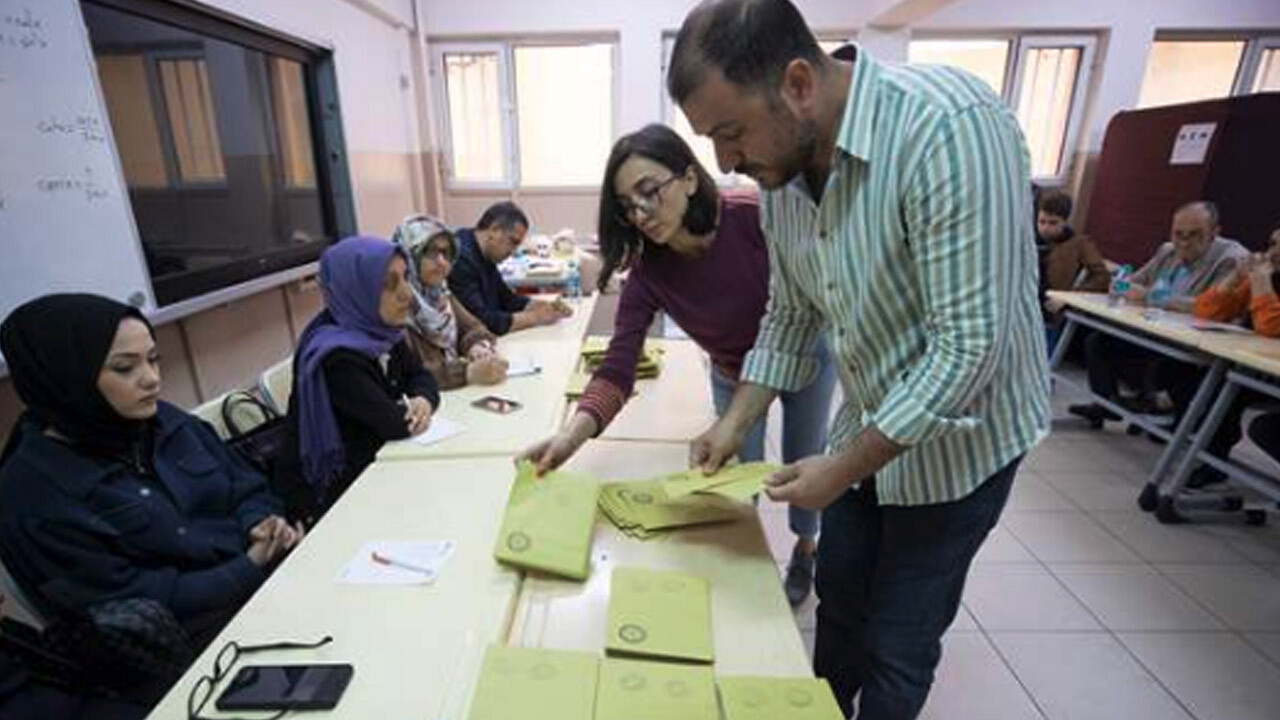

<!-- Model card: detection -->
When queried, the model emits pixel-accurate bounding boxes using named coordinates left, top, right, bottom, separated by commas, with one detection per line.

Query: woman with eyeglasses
left=520, top=123, right=836, bottom=606
left=0, top=294, right=297, bottom=652
left=391, top=214, right=509, bottom=389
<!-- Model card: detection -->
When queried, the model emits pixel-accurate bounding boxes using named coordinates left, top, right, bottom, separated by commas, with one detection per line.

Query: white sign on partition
left=1169, top=122, right=1217, bottom=166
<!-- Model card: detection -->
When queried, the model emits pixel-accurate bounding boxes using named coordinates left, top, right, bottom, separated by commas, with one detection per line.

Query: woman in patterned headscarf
left=392, top=214, right=508, bottom=389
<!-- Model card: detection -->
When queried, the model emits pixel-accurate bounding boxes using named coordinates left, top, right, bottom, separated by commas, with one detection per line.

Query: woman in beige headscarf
left=392, top=214, right=509, bottom=389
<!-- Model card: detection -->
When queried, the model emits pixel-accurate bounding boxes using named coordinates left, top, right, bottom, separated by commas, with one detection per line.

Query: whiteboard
left=0, top=0, right=154, bottom=337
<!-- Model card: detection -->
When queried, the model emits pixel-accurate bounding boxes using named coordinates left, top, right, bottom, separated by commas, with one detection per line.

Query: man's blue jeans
left=814, top=457, right=1021, bottom=719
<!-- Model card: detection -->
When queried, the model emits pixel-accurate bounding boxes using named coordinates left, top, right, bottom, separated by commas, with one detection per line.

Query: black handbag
left=36, top=598, right=194, bottom=697
left=221, top=390, right=289, bottom=476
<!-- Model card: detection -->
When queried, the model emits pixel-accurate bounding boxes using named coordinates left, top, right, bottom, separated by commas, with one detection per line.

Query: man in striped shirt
left=669, top=1, right=1050, bottom=717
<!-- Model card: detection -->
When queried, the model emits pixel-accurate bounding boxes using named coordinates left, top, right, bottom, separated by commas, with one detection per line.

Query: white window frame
left=429, top=42, right=515, bottom=191
left=1237, top=35, right=1280, bottom=94
left=431, top=37, right=619, bottom=191
left=1008, top=34, right=1097, bottom=186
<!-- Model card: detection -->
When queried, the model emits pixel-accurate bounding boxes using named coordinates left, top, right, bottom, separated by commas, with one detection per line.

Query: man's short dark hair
left=475, top=201, right=529, bottom=233
left=1176, top=200, right=1220, bottom=227
left=667, top=0, right=824, bottom=103
left=1037, top=190, right=1073, bottom=220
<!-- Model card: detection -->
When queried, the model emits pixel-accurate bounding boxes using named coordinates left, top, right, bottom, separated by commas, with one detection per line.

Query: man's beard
left=753, top=106, right=819, bottom=190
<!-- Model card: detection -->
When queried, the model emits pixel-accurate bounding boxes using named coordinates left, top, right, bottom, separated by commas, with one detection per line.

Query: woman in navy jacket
left=0, top=294, right=299, bottom=646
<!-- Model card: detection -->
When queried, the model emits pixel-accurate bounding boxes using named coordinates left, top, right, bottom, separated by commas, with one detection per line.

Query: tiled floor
left=755, top=387, right=1280, bottom=720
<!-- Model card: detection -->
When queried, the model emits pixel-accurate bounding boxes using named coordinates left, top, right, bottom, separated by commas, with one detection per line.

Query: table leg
left=1138, top=358, right=1228, bottom=514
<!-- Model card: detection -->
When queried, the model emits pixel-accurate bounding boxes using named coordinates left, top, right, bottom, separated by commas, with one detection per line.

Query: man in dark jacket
left=448, top=202, right=570, bottom=335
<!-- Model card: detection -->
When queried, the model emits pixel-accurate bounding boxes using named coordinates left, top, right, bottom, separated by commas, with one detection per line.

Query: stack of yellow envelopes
left=659, top=462, right=780, bottom=503
left=493, top=461, right=599, bottom=580
left=717, top=676, right=845, bottom=720
left=580, top=337, right=665, bottom=379
left=468, top=645, right=599, bottom=720
left=595, top=658, right=718, bottom=720
left=598, top=479, right=741, bottom=540
left=606, top=567, right=713, bottom=663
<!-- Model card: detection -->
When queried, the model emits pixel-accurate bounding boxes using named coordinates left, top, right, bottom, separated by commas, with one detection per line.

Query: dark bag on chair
left=39, top=598, right=195, bottom=702
left=221, top=390, right=288, bottom=476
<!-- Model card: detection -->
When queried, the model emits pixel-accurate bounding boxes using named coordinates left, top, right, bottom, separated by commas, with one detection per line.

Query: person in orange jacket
left=1195, top=226, right=1280, bottom=337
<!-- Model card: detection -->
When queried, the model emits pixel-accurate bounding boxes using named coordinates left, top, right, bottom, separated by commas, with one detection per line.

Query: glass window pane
left=1138, top=40, right=1245, bottom=109
left=514, top=44, right=613, bottom=186
left=96, top=54, right=169, bottom=188
left=269, top=58, right=316, bottom=188
left=1254, top=48, right=1280, bottom=92
left=908, top=39, right=1010, bottom=97
left=1015, top=46, right=1081, bottom=178
left=84, top=1, right=331, bottom=306
left=158, top=57, right=226, bottom=183
left=443, top=52, right=505, bottom=183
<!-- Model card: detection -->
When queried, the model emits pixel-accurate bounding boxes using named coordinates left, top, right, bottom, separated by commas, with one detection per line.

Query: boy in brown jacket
left=1037, top=191, right=1110, bottom=350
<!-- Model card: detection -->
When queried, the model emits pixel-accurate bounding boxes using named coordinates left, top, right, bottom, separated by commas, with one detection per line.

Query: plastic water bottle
left=566, top=259, right=581, bottom=300
left=1109, top=264, right=1133, bottom=307
left=1147, top=273, right=1173, bottom=309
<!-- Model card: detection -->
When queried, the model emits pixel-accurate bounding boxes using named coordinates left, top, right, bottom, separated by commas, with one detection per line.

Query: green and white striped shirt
left=741, top=46, right=1050, bottom=506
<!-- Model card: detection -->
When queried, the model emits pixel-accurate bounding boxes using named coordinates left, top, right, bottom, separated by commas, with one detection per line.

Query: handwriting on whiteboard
left=37, top=114, right=107, bottom=143
left=0, top=6, right=47, bottom=51
left=35, top=167, right=109, bottom=203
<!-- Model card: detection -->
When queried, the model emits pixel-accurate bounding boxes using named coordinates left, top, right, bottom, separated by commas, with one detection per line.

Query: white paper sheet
left=1169, top=122, right=1216, bottom=165
left=504, top=354, right=542, bottom=378
left=336, top=540, right=456, bottom=585
left=405, top=415, right=466, bottom=446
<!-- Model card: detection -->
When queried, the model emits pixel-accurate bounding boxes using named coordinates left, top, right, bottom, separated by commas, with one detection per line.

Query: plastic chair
left=258, top=357, right=293, bottom=415
left=190, top=393, right=231, bottom=439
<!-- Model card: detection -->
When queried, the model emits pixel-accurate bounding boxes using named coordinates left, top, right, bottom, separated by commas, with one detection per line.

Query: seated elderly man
left=1069, top=200, right=1247, bottom=432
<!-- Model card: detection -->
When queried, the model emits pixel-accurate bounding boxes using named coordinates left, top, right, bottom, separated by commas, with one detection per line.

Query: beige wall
left=352, top=151, right=424, bottom=237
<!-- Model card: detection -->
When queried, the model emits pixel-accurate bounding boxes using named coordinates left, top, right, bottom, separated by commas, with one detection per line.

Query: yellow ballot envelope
left=493, top=461, right=599, bottom=580
left=659, top=462, right=780, bottom=502
left=467, top=644, right=599, bottom=720
left=606, top=567, right=713, bottom=663
left=594, top=657, right=718, bottom=720
left=718, top=676, right=846, bottom=720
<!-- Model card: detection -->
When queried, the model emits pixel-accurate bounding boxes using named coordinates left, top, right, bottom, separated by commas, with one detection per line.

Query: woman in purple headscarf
left=275, top=237, right=440, bottom=523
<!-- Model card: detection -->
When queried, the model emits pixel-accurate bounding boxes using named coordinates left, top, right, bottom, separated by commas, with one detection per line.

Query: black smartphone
left=216, top=664, right=354, bottom=711
left=471, top=395, right=522, bottom=414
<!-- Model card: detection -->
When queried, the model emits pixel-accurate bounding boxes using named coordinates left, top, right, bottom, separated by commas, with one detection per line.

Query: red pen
left=370, top=551, right=433, bottom=575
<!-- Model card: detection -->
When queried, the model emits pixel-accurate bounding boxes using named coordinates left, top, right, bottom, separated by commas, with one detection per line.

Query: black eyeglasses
left=187, top=635, right=333, bottom=720
left=615, top=174, right=681, bottom=227
left=419, top=246, right=455, bottom=264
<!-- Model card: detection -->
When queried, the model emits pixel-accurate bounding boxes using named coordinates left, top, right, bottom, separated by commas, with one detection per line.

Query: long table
left=1048, top=291, right=1280, bottom=523
left=146, top=457, right=523, bottom=719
